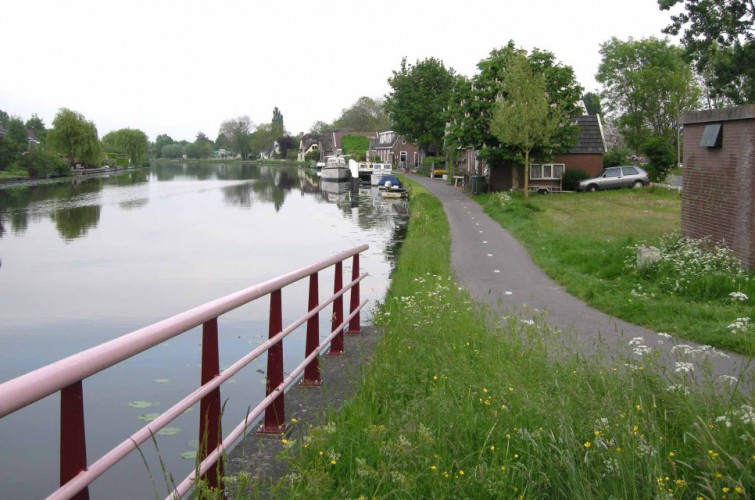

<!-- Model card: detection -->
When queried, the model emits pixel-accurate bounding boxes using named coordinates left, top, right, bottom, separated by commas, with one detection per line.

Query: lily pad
left=180, top=451, right=197, bottom=460
left=128, top=401, right=153, bottom=409
left=157, top=427, right=181, bottom=436
left=138, top=412, right=161, bottom=422
left=153, top=378, right=170, bottom=384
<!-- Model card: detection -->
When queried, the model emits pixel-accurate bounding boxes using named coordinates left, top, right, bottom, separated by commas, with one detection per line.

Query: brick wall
left=554, top=153, right=604, bottom=177
left=681, top=105, right=755, bottom=268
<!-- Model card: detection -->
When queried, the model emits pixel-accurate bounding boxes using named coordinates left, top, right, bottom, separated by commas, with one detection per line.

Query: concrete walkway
left=411, top=175, right=753, bottom=392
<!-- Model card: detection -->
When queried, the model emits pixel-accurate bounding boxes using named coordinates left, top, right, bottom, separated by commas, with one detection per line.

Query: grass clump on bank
left=479, top=188, right=754, bottom=356
left=266, top=181, right=753, bottom=499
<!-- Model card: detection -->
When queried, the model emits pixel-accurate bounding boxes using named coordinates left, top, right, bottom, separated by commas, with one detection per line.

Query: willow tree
left=101, top=128, right=149, bottom=166
left=47, top=108, right=101, bottom=167
left=489, top=54, right=563, bottom=202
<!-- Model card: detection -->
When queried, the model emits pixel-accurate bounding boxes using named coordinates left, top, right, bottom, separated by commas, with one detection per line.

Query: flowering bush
left=490, top=191, right=512, bottom=208
left=627, top=232, right=750, bottom=299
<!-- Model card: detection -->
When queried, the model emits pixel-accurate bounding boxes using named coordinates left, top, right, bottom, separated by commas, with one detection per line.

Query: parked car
left=578, top=166, right=649, bottom=192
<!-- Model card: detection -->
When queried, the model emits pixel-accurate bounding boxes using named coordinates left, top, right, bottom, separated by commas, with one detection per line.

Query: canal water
left=0, top=162, right=408, bottom=499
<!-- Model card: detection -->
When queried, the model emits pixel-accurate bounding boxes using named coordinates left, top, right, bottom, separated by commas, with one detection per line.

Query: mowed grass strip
left=477, top=188, right=754, bottom=356
left=229, top=180, right=754, bottom=500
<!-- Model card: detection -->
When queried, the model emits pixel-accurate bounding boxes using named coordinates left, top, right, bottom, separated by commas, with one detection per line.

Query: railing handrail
left=0, top=244, right=368, bottom=418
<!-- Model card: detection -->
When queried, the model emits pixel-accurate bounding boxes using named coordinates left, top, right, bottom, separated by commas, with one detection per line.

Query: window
left=604, top=168, right=621, bottom=178
left=700, top=123, right=722, bottom=148
left=530, top=163, right=565, bottom=179
left=622, top=166, right=638, bottom=175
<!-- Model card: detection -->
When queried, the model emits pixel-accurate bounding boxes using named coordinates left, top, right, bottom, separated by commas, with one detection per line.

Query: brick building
left=680, top=104, right=755, bottom=268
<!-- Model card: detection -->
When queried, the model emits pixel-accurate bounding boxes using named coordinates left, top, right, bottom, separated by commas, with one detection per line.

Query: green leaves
left=385, top=57, right=457, bottom=154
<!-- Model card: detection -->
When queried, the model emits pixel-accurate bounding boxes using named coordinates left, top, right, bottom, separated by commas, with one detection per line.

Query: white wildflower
left=719, top=375, right=738, bottom=386
left=628, top=337, right=645, bottom=346
left=667, top=384, right=690, bottom=395
left=657, top=332, right=672, bottom=338
left=715, top=415, right=733, bottom=428
left=729, top=291, right=749, bottom=302
left=674, top=362, right=694, bottom=374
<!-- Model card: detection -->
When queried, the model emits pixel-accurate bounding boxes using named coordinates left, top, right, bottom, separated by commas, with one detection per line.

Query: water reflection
left=0, top=162, right=409, bottom=499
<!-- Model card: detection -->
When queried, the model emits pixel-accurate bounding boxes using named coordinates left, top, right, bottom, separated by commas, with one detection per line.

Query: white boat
left=380, top=186, right=408, bottom=199
left=370, top=163, right=393, bottom=186
left=357, top=162, right=373, bottom=181
left=321, top=156, right=351, bottom=182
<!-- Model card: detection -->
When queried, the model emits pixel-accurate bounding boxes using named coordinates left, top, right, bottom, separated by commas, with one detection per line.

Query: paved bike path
left=411, top=175, right=752, bottom=391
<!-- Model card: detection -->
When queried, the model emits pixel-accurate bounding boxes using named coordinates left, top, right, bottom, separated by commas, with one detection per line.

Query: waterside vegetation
left=221, top=179, right=753, bottom=499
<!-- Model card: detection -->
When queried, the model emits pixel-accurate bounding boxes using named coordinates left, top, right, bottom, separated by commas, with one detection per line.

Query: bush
left=17, top=148, right=69, bottom=178
left=562, top=168, right=590, bottom=191
left=603, top=148, right=630, bottom=167
left=641, top=137, right=675, bottom=182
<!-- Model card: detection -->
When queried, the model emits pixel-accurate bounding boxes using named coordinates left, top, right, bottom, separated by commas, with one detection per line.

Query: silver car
left=578, top=166, right=649, bottom=192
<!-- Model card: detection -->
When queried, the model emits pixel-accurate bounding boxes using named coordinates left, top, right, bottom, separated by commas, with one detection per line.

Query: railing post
left=60, top=381, right=89, bottom=500
left=348, top=252, right=361, bottom=334
left=328, top=261, right=344, bottom=356
left=301, top=273, right=321, bottom=386
left=199, top=318, right=224, bottom=490
left=260, top=289, right=286, bottom=433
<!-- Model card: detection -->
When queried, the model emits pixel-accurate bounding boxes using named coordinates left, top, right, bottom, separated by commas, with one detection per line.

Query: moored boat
left=370, top=163, right=392, bottom=185
left=321, top=156, right=351, bottom=182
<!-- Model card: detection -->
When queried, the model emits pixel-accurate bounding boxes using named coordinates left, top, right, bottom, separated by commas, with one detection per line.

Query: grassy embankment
left=477, top=188, right=753, bottom=356
left=224, top=180, right=753, bottom=499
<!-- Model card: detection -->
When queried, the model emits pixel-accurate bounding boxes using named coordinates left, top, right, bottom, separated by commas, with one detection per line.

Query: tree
left=0, top=117, right=29, bottom=170
left=385, top=57, right=457, bottom=155
left=25, top=114, right=47, bottom=144
left=153, top=134, right=174, bottom=158
left=596, top=37, right=701, bottom=154
left=47, top=108, right=101, bottom=167
left=248, top=124, right=277, bottom=159
left=658, top=0, right=754, bottom=103
left=446, top=42, right=582, bottom=173
left=219, top=116, right=253, bottom=158
left=101, top=128, right=149, bottom=166
left=581, top=92, right=603, bottom=116
left=309, top=121, right=332, bottom=134
left=333, top=96, right=390, bottom=131
left=271, top=107, right=284, bottom=137
left=490, top=53, right=565, bottom=202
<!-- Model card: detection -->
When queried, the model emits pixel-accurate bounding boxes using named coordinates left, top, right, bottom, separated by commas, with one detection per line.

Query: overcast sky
left=0, top=0, right=679, bottom=143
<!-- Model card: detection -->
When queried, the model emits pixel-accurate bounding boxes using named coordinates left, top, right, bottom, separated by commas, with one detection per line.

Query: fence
left=0, top=244, right=369, bottom=499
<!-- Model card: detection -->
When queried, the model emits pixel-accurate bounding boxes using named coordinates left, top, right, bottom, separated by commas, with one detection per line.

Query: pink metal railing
left=0, top=244, right=369, bottom=500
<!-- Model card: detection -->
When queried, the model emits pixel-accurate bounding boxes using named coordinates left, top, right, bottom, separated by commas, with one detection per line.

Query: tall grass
left=266, top=181, right=754, bottom=499
left=480, top=189, right=754, bottom=356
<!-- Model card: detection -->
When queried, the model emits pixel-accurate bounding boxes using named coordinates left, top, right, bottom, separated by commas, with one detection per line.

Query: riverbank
left=224, top=179, right=753, bottom=498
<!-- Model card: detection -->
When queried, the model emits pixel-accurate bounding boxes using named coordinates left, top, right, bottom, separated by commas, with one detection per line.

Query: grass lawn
left=477, top=188, right=754, bottom=356
left=221, top=180, right=753, bottom=500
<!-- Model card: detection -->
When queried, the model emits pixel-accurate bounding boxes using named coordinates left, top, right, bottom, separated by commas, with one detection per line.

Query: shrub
left=641, top=137, right=675, bottom=182
left=603, top=147, right=630, bottom=167
left=562, top=168, right=590, bottom=191
left=18, top=148, right=69, bottom=178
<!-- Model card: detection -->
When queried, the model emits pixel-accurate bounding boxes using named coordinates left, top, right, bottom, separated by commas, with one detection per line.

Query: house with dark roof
left=487, top=114, right=607, bottom=191
left=366, top=131, right=421, bottom=168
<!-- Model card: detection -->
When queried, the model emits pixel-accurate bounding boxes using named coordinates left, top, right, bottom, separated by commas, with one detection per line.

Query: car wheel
left=633, top=180, right=644, bottom=188
left=588, top=184, right=598, bottom=192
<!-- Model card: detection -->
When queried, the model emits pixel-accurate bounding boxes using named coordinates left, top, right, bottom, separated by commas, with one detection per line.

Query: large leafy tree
left=596, top=37, right=701, bottom=154
left=581, top=92, right=603, bottom=116
left=333, top=96, right=390, bottom=131
left=658, top=0, right=754, bottom=104
left=101, top=128, right=149, bottom=166
left=248, top=124, right=277, bottom=159
left=47, top=108, right=101, bottom=167
left=0, top=117, right=28, bottom=169
left=490, top=54, right=565, bottom=202
left=446, top=41, right=582, bottom=168
left=385, top=57, right=457, bottom=155
left=219, top=116, right=253, bottom=158
left=153, top=133, right=174, bottom=158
